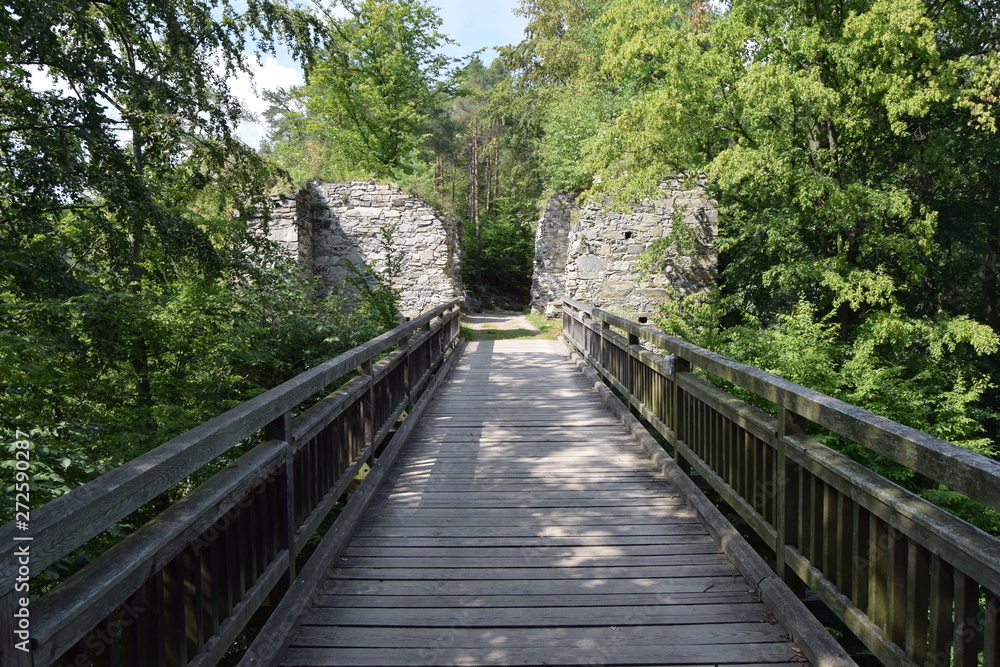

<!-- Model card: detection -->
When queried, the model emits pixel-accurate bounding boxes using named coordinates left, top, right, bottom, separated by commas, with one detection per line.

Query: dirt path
left=461, top=311, right=562, bottom=341
left=462, top=311, right=540, bottom=333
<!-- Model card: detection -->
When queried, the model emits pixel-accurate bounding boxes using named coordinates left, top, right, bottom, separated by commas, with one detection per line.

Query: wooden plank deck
left=279, top=339, right=809, bottom=667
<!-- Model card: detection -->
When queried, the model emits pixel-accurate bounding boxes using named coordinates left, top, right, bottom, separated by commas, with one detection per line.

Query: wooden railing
left=563, top=298, right=1000, bottom=667
left=0, top=300, right=462, bottom=666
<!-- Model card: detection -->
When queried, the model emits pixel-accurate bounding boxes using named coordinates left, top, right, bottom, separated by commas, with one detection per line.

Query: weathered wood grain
left=0, top=302, right=460, bottom=589
left=280, top=642, right=800, bottom=667
left=278, top=339, right=810, bottom=667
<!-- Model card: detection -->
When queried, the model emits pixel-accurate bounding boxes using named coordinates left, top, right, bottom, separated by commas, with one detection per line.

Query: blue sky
left=235, top=0, right=528, bottom=145
left=431, top=0, right=528, bottom=63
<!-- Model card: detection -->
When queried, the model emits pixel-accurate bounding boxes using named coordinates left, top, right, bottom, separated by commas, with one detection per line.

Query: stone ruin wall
left=256, top=181, right=462, bottom=319
left=530, top=177, right=718, bottom=318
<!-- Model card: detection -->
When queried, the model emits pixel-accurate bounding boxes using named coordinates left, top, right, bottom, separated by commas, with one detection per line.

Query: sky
left=234, top=0, right=529, bottom=147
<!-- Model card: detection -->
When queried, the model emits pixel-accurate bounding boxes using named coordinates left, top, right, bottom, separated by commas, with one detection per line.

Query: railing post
left=668, top=355, right=692, bottom=474
left=776, top=407, right=806, bottom=597
left=264, top=412, right=296, bottom=584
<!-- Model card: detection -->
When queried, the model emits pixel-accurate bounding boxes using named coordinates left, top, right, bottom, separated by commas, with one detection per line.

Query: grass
left=461, top=311, right=563, bottom=341
left=525, top=314, right=563, bottom=340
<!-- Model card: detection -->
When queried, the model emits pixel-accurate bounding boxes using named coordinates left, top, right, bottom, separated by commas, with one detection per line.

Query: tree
left=267, top=0, right=457, bottom=179
left=494, top=0, right=1000, bottom=458
left=0, top=0, right=331, bottom=507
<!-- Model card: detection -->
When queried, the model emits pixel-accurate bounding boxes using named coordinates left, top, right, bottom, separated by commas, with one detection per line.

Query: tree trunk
left=470, top=123, right=482, bottom=288
left=984, top=187, right=999, bottom=330
left=129, top=128, right=155, bottom=427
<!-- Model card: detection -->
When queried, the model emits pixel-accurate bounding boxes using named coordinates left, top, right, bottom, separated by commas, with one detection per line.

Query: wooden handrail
left=0, top=299, right=461, bottom=666
left=562, top=297, right=1000, bottom=667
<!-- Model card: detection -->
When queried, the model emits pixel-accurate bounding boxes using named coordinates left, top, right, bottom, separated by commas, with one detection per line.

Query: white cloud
left=230, top=55, right=304, bottom=148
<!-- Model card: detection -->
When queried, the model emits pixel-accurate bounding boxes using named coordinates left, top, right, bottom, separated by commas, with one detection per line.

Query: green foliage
left=462, top=197, right=537, bottom=296
left=495, top=0, right=1000, bottom=473
left=262, top=0, right=457, bottom=179
left=0, top=0, right=411, bottom=530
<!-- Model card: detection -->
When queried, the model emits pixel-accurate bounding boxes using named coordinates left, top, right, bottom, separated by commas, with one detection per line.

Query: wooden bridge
left=2, top=298, right=999, bottom=667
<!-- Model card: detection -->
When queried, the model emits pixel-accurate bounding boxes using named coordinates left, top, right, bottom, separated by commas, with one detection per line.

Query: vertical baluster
left=750, top=436, right=778, bottom=529
left=626, top=331, right=637, bottom=397
left=119, top=592, right=139, bottom=667
left=711, top=406, right=720, bottom=474
left=733, top=421, right=743, bottom=500
left=800, top=472, right=814, bottom=565
left=206, top=527, right=222, bottom=638
left=929, top=555, right=954, bottom=667
left=810, top=476, right=823, bottom=565
left=905, top=540, right=930, bottom=664
left=776, top=408, right=805, bottom=594
left=224, top=505, right=241, bottom=616
left=679, top=389, right=691, bottom=468
left=834, top=493, right=850, bottom=591
left=823, top=483, right=838, bottom=587
left=67, top=637, right=91, bottom=667
left=102, top=609, right=121, bottom=667
left=265, top=409, right=295, bottom=585
left=672, top=358, right=691, bottom=473
left=984, top=590, right=999, bottom=667
left=163, top=558, right=187, bottom=665
left=749, top=432, right=760, bottom=516
left=358, top=358, right=374, bottom=465
left=725, top=417, right=735, bottom=490
left=181, top=547, right=201, bottom=655
left=852, top=504, right=870, bottom=612
left=243, top=487, right=259, bottom=588
left=868, top=518, right=889, bottom=632
left=887, top=530, right=907, bottom=647
left=953, top=570, right=982, bottom=667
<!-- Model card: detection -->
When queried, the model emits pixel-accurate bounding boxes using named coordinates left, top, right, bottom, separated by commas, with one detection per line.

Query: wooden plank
left=380, top=489, right=672, bottom=500
left=319, top=576, right=750, bottom=598
left=361, top=507, right=694, bottom=521
left=312, top=592, right=759, bottom=609
left=327, top=563, right=740, bottom=581
left=281, top=642, right=800, bottom=667
left=301, top=603, right=767, bottom=627
left=334, top=554, right=729, bottom=569
left=345, top=532, right=713, bottom=548
left=351, top=523, right=707, bottom=537
left=371, top=500, right=691, bottom=511
left=290, top=623, right=793, bottom=648
left=384, top=480, right=679, bottom=492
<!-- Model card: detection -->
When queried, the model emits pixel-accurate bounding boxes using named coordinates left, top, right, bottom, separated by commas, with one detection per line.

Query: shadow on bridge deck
left=277, top=339, right=809, bottom=667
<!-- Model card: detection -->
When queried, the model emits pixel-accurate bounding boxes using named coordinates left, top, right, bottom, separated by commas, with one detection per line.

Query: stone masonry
left=530, top=177, right=718, bottom=318
left=255, top=181, right=462, bottom=319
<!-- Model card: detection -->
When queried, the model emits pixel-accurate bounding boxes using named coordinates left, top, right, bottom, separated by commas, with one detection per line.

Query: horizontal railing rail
left=562, top=297, right=1000, bottom=667
left=0, top=299, right=462, bottom=666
